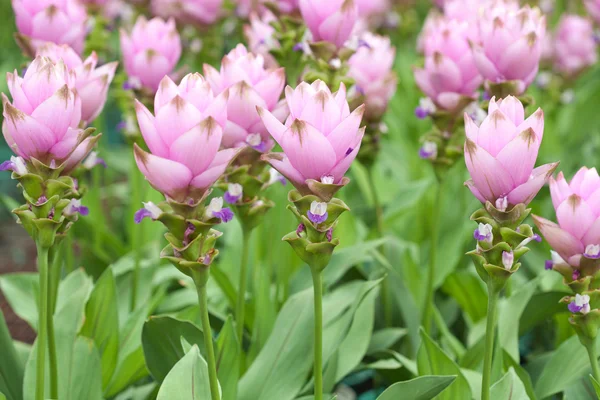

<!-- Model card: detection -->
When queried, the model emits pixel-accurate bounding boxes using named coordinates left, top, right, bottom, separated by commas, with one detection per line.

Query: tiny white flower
left=228, top=183, right=243, bottom=197
left=11, top=156, right=27, bottom=175
left=560, top=89, right=575, bottom=105
left=419, top=97, right=436, bottom=114
left=575, top=293, right=591, bottom=314
left=464, top=102, right=487, bottom=125
left=246, top=133, right=262, bottom=147
left=310, top=201, right=328, bottom=217
left=502, top=251, right=514, bottom=271
left=330, top=58, right=342, bottom=69
left=143, top=202, right=162, bottom=219
left=205, top=197, right=224, bottom=219
left=585, top=244, right=600, bottom=258
left=495, top=196, right=508, bottom=212
left=321, top=175, right=334, bottom=184
left=551, top=250, right=566, bottom=264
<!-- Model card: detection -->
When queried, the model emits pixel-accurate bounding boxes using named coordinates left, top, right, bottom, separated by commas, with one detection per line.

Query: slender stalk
left=130, top=156, right=145, bottom=311
left=235, top=230, right=251, bottom=344
left=65, top=231, right=75, bottom=273
left=193, top=271, right=221, bottom=400
left=47, top=246, right=61, bottom=400
left=35, top=243, right=50, bottom=400
left=422, top=180, right=443, bottom=334
left=481, top=287, right=499, bottom=400
left=582, top=336, right=600, bottom=382
left=310, top=268, right=324, bottom=400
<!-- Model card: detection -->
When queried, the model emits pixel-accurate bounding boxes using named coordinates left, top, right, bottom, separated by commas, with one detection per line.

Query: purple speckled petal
left=307, top=210, right=328, bottom=224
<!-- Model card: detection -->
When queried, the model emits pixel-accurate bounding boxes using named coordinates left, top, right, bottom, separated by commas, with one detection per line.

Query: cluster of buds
left=534, top=167, right=600, bottom=342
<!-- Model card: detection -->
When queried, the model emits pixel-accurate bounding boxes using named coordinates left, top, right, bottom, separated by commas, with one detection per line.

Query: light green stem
left=310, top=268, right=324, bottom=400
left=422, top=180, right=443, bottom=334
left=235, top=231, right=251, bottom=344
left=582, top=337, right=600, bottom=383
left=481, top=288, right=499, bottom=400
left=193, top=271, right=221, bottom=400
left=47, top=247, right=61, bottom=400
left=35, top=243, right=49, bottom=400
left=130, top=155, right=145, bottom=311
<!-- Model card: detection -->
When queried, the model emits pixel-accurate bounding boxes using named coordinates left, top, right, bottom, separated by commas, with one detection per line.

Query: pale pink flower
left=151, top=0, right=224, bottom=25
left=585, top=0, right=600, bottom=24
left=299, top=0, right=358, bottom=48
left=554, top=15, right=598, bottom=76
left=243, top=11, right=280, bottom=68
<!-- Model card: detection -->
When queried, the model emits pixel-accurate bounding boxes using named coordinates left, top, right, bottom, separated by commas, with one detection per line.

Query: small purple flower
left=184, top=223, right=195, bottom=245
left=64, top=199, right=89, bottom=217
left=415, top=97, right=436, bottom=120
left=568, top=301, right=583, bottom=313
left=545, top=260, right=554, bottom=270
left=205, top=197, right=234, bottom=223
left=307, top=201, right=328, bottom=225
left=357, top=39, right=371, bottom=49
left=116, top=121, right=127, bottom=131
left=134, top=202, right=162, bottom=223
left=482, top=91, right=491, bottom=101
left=213, top=208, right=234, bottom=223
left=326, top=228, right=333, bottom=242
left=419, top=141, right=437, bottom=160
left=573, top=270, right=581, bottom=281
left=83, top=151, right=107, bottom=169
left=474, top=223, right=493, bottom=243
left=269, top=168, right=287, bottom=186
left=201, top=253, right=212, bottom=265
left=36, top=195, right=48, bottom=206
left=123, top=77, right=141, bottom=90
left=296, top=223, right=305, bottom=237
left=321, top=175, right=334, bottom=184
left=568, top=294, right=590, bottom=314
left=502, top=250, right=514, bottom=271
left=532, top=233, right=542, bottom=242
left=293, top=42, right=305, bottom=52
left=415, top=106, right=429, bottom=119
left=356, top=86, right=365, bottom=96
left=584, top=244, right=600, bottom=259
left=246, top=133, right=269, bottom=152
left=0, top=156, right=27, bottom=175
left=224, top=183, right=243, bottom=204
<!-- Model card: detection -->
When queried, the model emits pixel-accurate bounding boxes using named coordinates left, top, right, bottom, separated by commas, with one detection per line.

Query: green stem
left=130, top=156, right=145, bottom=311
left=35, top=243, right=49, bottom=400
left=422, top=180, right=443, bottom=334
left=310, top=268, right=324, bottom=400
left=582, top=337, right=600, bottom=383
left=65, top=232, right=74, bottom=274
left=236, top=230, right=251, bottom=345
left=481, top=287, right=499, bottom=400
left=193, top=271, right=221, bottom=400
left=47, top=247, right=61, bottom=400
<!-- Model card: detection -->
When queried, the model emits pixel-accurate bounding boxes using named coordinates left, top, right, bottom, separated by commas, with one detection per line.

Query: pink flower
left=355, top=0, right=390, bottom=18
left=258, top=80, right=365, bottom=194
left=243, top=11, right=280, bottom=68
left=585, top=0, right=600, bottom=24
left=348, top=33, right=397, bottom=120
left=414, top=18, right=483, bottom=111
left=2, top=57, right=96, bottom=171
left=12, top=0, right=88, bottom=54
left=299, top=0, right=358, bottom=48
left=79, top=0, right=109, bottom=4
left=203, top=44, right=286, bottom=150
left=134, top=73, right=237, bottom=202
left=442, top=0, right=492, bottom=41
left=554, top=15, right=598, bottom=76
left=472, top=2, right=546, bottom=93
left=464, top=96, right=558, bottom=208
left=120, top=16, right=181, bottom=92
left=151, top=0, right=224, bottom=25
left=534, top=167, right=600, bottom=267
left=236, top=0, right=298, bottom=16
left=36, top=43, right=118, bottom=124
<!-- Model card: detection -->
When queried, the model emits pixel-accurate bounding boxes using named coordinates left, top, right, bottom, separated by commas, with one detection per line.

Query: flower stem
left=193, top=270, right=221, bottom=400
left=47, top=246, right=61, bottom=400
left=481, top=287, right=499, bottom=400
left=130, top=155, right=145, bottom=311
left=422, top=180, right=443, bottom=334
left=235, top=230, right=251, bottom=345
left=35, top=242, right=49, bottom=400
left=581, top=336, right=600, bottom=383
left=310, top=267, right=324, bottom=400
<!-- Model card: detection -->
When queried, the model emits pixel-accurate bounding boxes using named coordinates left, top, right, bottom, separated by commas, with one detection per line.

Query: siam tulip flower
left=79, top=0, right=109, bottom=4
left=151, top=0, right=224, bottom=25
left=414, top=18, right=483, bottom=111
left=443, top=0, right=490, bottom=30
left=36, top=43, right=118, bottom=124
left=355, top=0, right=390, bottom=19
left=2, top=57, right=97, bottom=171
left=463, top=96, right=558, bottom=209
left=258, top=80, right=365, bottom=198
left=299, top=0, right=358, bottom=48
left=133, top=73, right=237, bottom=203
left=12, top=0, right=88, bottom=54
left=348, top=32, right=397, bottom=120
left=533, top=167, right=600, bottom=268
left=236, top=0, right=299, bottom=17
left=472, top=2, right=546, bottom=94
left=120, top=16, right=181, bottom=92
left=203, top=44, right=286, bottom=150
left=243, top=11, right=280, bottom=68
left=585, top=0, right=600, bottom=24
left=553, top=15, right=598, bottom=77
left=224, top=183, right=243, bottom=204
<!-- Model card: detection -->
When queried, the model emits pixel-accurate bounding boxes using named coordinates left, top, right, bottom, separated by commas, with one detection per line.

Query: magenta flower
left=134, top=73, right=237, bottom=202
left=585, top=0, right=600, bottom=24
left=258, top=80, right=365, bottom=194
left=554, top=15, right=598, bottom=77
left=414, top=18, right=482, bottom=111
left=204, top=44, right=286, bottom=150
left=348, top=32, right=397, bottom=120
left=299, top=0, right=358, bottom=48
left=464, top=96, right=557, bottom=209
left=472, top=2, right=545, bottom=93
left=151, top=0, right=223, bottom=25
left=12, top=0, right=88, bottom=54
left=534, top=167, right=600, bottom=267
left=36, top=43, right=118, bottom=124
left=2, top=57, right=95, bottom=171
left=120, top=16, right=181, bottom=92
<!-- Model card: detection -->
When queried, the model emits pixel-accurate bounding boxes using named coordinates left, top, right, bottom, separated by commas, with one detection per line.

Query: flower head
left=299, top=0, right=358, bottom=48
left=244, top=11, right=280, bottom=68
left=568, top=293, right=591, bottom=314
left=307, top=201, right=328, bottom=224
left=553, top=15, right=598, bottom=77
left=151, top=0, right=224, bottom=25
left=0, top=156, right=27, bottom=175
left=205, top=197, right=234, bottom=222
left=585, top=0, right=600, bottom=24
left=474, top=223, right=493, bottom=243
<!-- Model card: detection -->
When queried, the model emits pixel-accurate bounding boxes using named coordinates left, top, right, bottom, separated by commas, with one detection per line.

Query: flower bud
left=299, top=0, right=358, bottom=48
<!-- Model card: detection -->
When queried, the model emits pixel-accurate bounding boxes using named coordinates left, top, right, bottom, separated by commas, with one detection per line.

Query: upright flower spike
left=12, top=0, right=88, bottom=55
left=553, top=15, right=598, bottom=77
left=151, top=0, right=224, bottom=25
left=299, top=0, right=358, bottom=48
left=120, top=16, right=182, bottom=92
left=36, top=43, right=118, bottom=125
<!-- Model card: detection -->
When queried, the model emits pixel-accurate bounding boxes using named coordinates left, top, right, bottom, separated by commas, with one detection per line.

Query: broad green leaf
left=490, top=368, right=530, bottom=400
left=63, top=337, right=103, bottom=400
left=377, top=375, right=457, bottom=400
left=563, top=376, right=598, bottom=400
left=518, top=291, right=569, bottom=334
left=156, top=345, right=212, bottom=400
left=0, top=273, right=39, bottom=331
left=80, top=268, right=119, bottom=389
left=367, top=328, right=407, bottom=354
left=442, top=270, right=487, bottom=323
left=417, top=329, right=472, bottom=400
left=498, top=281, right=537, bottom=361
left=0, top=391, right=5, bottom=400
left=216, top=316, right=240, bottom=400
left=503, top=351, right=537, bottom=400
left=0, top=309, right=23, bottom=400
left=141, top=315, right=205, bottom=383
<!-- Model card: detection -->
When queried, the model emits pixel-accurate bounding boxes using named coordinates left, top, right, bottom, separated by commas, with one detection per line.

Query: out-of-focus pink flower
left=414, top=18, right=482, bottom=111
left=472, top=2, right=546, bottom=94
left=236, top=0, right=298, bottom=17
left=299, top=0, right=358, bottom=48
left=12, top=0, right=88, bottom=54
left=348, top=33, right=397, bottom=120
left=243, top=11, right=280, bottom=68
left=464, top=96, right=557, bottom=208
left=355, top=0, right=390, bottom=18
left=1, top=57, right=96, bottom=171
left=151, top=0, right=223, bottom=25
left=79, top=0, right=109, bottom=5
left=585, top=0, right=600, bottom=24
left=203, top=44, right=286, bottom=150
left=443, top=0, right=491, bottom=41
left=36, top=43, right=118, bottom=124
left=554, top=15, right=598, bottom=76
left=258, top=80, right=365, bottom=194
left=120, top=16, right=181, bottom=92
left=534, top=167, right=600, bottom=267
left=134, top=73, right=237, bottom=202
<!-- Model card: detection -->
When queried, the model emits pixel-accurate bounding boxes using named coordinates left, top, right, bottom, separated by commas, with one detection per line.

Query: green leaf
left=0, top=309, right=23, bottom=400
left=0, top=273, right=39, bottom=331
left=590, top=375, right=600, bottom=397
left=216, top=316, right=240, bottom=400
left=502, top=350, right=537, bottom=400
left=498, top=281, right=537, bottom=361
left=442, top=270, right=487, bottom=323
left=156, top=345, right=213, bottom=400
left=377, top=375, right=457, bottom=400
left=63, top=337, right=104, bottom=400
left=367, top=328, right=407, bottom=354
left=79, top=268, right=119, bottom=389
left=0, top=391, right=6, bottom=400
left=417, top=329, right=472, bottom=400
left=141, top=316, right=205, bottom=383
left=490, top=368, right=530, bottom=400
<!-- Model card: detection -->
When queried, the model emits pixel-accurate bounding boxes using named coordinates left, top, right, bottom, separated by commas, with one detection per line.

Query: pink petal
left=326, top=104, right=364, bottom=161
left=226, top=81, right=266, bottom=130
left=135, top=99, right=168, bottom=158
left=169, top=118, right=222, bottom=176
left=476, top=110, right=518, bottom=156
left=516, top=108, right=544, bottom=141
left=465, top=179, right=486, bottom=203
left=262, top=153, right=306, bottom=188
left=464, top=113, right=479, bottom=142
left=3, top=100, right=56, bottom=159
left=549, top=171, right=572, bottom=210
left=62, top=136, right=95, bottom=173
left=257, top=106, right=287, bottom=143
left=472, top=45, right=501, bottom=81
left=30, top=85, right=77, bottom=141
left=496, top=96, right=525, bottom=125
left=464, top=139, right=515, bottom=203
left=317, top=1, right=358, bottom=47
left=204, top=90, right=229, bottom=130
left=498, top=35, right=541, bottom=81
left=556, top=194, right=596, bottom=240
left=48, top=127, right=82, bottom=160
left=413, top=68, right=436, bottom=100
left=327, top=129, right=364, bottom=182
left=507, top=162, right=558, bottom=206
left=253, top=68, right=286, bottom=110
left=134, top=144, right=192, bottom=199
left=6, top=72, right=33, bottom=114
left=495, top=128, right=539, bottom=184
left=132, top=50, right=171, bottom=92
left=580, top=168, right=600, bottom=199
left=30, top=7, right=70, bottom=44
left=154, top=75, right=179, bottom=112
left=532, top=215, right=584, bottom=261
left=154, top=95, right=204, bottom=146
left=189, top=163, right=230, bottom=191
left=583, top=217, right=600, bottom=248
